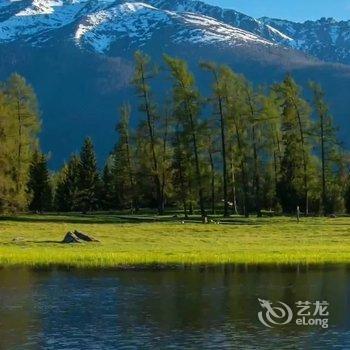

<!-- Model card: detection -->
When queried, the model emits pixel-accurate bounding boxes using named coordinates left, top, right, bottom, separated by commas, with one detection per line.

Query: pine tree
left=112, top=104, right=135, bottom=210
left=77, top=137, right=100, bottom=213
left=27, top=151, right=52, bottom=212
left=54, top=155, right=80, bottom=212
left=101, top=160, right=116, bottom=210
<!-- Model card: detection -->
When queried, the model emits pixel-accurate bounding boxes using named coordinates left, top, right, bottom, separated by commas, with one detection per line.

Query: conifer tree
left=310, top=82, right=344, bottom=214
left=54, top=155, right=80, bottom=212
left=27, top=151, right=52, bottom=212
left=260, top=91, right=283, bottom=210
left=275, top=75, right=314, bottom=214
left=164, top=55, right=207, bottom=220
left=201, top=62, right=230, bottom=217
left=172, top=121, right=193, bottom=218
left=77, top=138, right=100, bottom=213
left=245, top=84, right=263, bottom=217
left=112, top=104, right=135, bottom=210
left=133, top=51, right=163, bottom=214
left=0, top=91, right=15, bottom=212
left=101, top=160, right=116, bottom=210
left=222, top=67, right=251, bottom=217
left=0, top=74, right=40, bottom=211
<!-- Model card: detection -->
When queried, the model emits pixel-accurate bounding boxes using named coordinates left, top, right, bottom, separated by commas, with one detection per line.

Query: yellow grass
left=0, top=214, right=350, bottom=268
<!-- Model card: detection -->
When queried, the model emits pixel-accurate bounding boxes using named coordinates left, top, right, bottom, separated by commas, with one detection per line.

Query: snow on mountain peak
left=74, top=1, right=275, bottom=53
left=0, top=0, right=89, bottom=42
left=0, top=0, right=276, bottom=52
left=0, top=0, right=349, bottom=65
left=75, top=2, right=172, bottom=52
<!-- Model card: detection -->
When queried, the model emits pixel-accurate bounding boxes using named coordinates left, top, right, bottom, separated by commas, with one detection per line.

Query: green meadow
left=0, top=214, right=350, bottom=268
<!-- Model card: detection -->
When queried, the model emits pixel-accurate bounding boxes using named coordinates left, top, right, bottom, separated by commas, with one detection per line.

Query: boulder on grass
left=62, top=232, right=82, bottom=244
left=74, top=230, right=99, bottom=242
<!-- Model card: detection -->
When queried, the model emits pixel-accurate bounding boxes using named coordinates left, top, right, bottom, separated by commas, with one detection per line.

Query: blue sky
left=204, top=0, right=350, bottom=22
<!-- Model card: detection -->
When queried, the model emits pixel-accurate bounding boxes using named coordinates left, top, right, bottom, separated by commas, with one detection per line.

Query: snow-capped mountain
left=149, top=0, right=293, bottom=45
left=261, top=17, right=350, bottom=65
left=0, top=0, right=349, bottom=166
left=0, top=0, right=278, bottom=53
left=74, top=2, right=274, bottom=53
left=1, top=0, right=349, bottom=65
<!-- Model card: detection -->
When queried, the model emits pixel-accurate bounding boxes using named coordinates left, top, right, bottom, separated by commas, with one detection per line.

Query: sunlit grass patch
left=0, top=214, right=350, bottom=268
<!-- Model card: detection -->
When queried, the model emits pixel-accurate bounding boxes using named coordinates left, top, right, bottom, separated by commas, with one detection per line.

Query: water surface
left=0, top=265, right=349, bottom=349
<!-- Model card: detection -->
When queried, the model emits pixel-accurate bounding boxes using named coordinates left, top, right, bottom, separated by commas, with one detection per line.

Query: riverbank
left=0, top=214, right=350, bottom=268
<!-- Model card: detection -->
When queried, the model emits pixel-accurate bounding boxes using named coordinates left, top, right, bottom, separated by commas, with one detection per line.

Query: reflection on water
left=0, top=265, right=349, bottom=349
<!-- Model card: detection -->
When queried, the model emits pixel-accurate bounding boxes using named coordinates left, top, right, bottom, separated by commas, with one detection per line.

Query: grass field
left=0, top=213, right=350, bottom=268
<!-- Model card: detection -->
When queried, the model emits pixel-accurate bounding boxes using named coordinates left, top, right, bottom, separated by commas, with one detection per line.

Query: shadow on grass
left=25, top=240, right=63, bottom=244
left=0, top=214, right=124, bottom=225
left=0, top=212, right=315, bottom=226
left=0, top=214, right=186, bottom=225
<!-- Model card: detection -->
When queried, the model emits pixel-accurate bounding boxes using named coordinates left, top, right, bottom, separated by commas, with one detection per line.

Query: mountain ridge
left=1, top=0, right=350, bottom=65
left=0, top=0, right=350, bottom=166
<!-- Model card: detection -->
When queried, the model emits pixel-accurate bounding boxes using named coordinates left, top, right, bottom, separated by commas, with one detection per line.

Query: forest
left=1, top=51, right=349, bottom=219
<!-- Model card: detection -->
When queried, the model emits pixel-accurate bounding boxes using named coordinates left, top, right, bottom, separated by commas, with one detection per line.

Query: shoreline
left=0, top=261, right=349, bottom=271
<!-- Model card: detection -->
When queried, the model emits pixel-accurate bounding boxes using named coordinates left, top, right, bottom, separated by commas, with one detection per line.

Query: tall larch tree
left=164, top=54, right=207, bottom=220
left=4, top=74, right=41, bottom=211
left=133, top=51, right=164, bottom=214
left=310, top=81, right=344, bottom=214
left=275, top=75, right=314, bottom=214
left=201, top=62, right=230, bottom=217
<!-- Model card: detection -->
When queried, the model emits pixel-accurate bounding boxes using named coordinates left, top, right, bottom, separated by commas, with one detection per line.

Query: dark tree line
left=2, top=55, right=350, bottom=217
left=50, top=53, right=350, bottom=217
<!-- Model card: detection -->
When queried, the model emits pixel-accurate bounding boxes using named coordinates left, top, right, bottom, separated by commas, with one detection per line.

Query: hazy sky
left=204, top=0, right=350, bottom=22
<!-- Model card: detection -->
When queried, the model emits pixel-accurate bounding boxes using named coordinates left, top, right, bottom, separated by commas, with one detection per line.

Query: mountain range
left=0, top=0, right=349, bottom=166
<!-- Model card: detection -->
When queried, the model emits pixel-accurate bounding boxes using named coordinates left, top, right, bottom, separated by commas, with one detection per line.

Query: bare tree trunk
left=293, top=101, right=309, bottom=216
left=320, top=110, right=327, bottom=215
left=125, top=121, right=135, bottom=212
left=139, top=64, right=163, bottom=215
left=16, top=98, right=22, bottom=194
left=252, top=123, right=262, bottom=217
left=160, top=112, right=169, bottom=214
left=230, top=156, right=239, bottom=215
left=208, top=147, right=215, bottom=215
left=189, top=117, right=206, bottom=219
left=230, top=110, right=249, bottom=217
left=175, top=128, right=188, bottom=219
left=212, top=71, right=229, bottom=217
left=246, top=91, right=261, bottom=217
